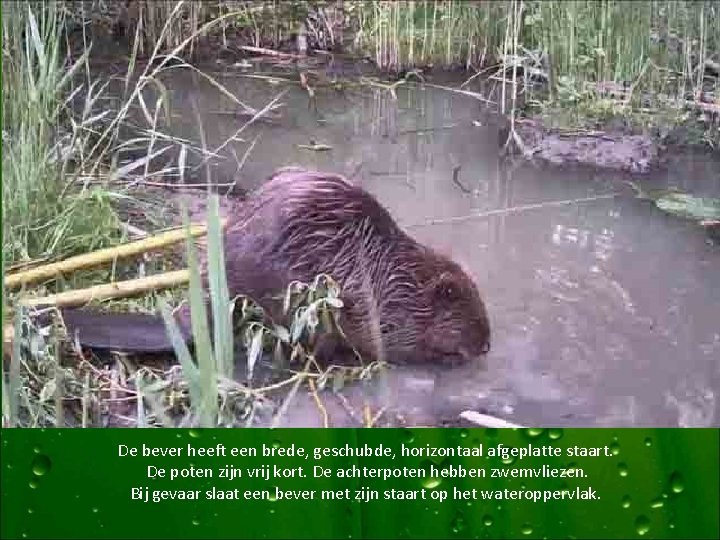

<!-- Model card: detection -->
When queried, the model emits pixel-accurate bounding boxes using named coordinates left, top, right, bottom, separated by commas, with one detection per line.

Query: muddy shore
left=511, top=120, right=662, bottom=174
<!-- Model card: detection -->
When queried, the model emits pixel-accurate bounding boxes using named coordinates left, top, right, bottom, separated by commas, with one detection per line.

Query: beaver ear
left=432, top=272, right=461, bottom=301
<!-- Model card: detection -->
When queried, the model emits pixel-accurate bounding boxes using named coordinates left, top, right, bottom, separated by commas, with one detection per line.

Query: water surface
left=125, top=62, right=720, bottom=427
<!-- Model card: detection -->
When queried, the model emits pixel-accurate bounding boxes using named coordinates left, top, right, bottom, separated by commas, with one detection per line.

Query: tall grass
left=57, top=1, right=719, bottom=98
left=60, top=0, right=311, bottom=58
left=353, top=1, right=718, bottom=106
left=3, top=1, right=371, bottom=428
left=1, top=3, right=125, bottom=266
left=159, top=196, right=221, bottom=428
left=528, top=0, right=719, bottom=101
left=63, top=1, right=717, bottom=119
left=2, top=1, right=267, bottom=269
left=353, top=1, right=509, bottom=71
left=351, top=0, right=719, bottom=145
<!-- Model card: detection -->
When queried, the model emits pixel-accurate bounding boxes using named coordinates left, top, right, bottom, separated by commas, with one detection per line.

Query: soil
left=512, top=119, right=662, bottom=174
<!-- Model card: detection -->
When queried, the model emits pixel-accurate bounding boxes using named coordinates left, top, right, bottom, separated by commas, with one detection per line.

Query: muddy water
left=130, top=63, right=720, bottom=427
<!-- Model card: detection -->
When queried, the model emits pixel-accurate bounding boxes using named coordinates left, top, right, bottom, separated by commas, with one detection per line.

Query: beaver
left=174, top=167, right=491, bottom=366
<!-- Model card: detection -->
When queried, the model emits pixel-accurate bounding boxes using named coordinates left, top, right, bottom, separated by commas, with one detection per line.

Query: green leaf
left=325, top=297, right=344, bottom=309
left=247, top=327, right=264, bottom=383
left=39, top=380, right=56, bottom=404
left=207, top=193, right=233, bottom=379
left=655, top=193, right=720, bottom=221
left=273, top=325, right=291, bottom=344
left=160, top=302, right=200, bottom=405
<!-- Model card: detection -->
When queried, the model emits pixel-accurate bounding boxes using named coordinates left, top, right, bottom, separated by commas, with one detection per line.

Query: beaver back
left=213, top=168, right=491, bottom=366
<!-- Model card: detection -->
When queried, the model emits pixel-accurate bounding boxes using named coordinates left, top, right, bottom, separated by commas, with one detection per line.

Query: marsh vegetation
left=3, top=1, right=719, bottom=429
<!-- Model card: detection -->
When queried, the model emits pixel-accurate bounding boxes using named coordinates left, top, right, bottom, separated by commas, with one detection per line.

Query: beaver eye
left=438, top=282, right=460, bottom=300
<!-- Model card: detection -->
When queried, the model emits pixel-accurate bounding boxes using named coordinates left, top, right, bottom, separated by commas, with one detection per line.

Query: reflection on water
left=123, top=63, right=720, bottom=427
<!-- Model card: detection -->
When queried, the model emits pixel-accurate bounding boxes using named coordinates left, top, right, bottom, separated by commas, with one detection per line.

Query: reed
left=2, top=3, right=125, bottom=266
left=56, top=1, right=719, bottom=105
left=352, top=1, right=718, bottom=102
left=353, top=1, right=508, bottom=71
left=2, top=1, right=278, bottom=286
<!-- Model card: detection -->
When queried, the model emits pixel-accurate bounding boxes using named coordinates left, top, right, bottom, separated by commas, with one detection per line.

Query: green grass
left=2, top=1, right=276, bottom=283
left=1, top=2, right=126, bottom=266
left=0, top=1, right=323, bottom=428
left=352, top=0, right=509, bottom=71
left=522, top=1, right=719, bottom=146
left=55, top=1, right=720, bottom=89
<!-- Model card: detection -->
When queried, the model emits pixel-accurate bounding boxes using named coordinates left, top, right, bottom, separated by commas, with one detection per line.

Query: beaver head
left=423, top=262, right=490, bottom=365
left=372, top=246, right=490, bottom=367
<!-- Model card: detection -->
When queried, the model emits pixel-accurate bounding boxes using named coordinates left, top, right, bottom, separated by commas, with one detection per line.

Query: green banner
left=1, top=428, right=718, bottom=539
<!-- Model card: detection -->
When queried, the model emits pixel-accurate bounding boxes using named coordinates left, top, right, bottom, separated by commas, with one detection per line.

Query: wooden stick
left=5, top=225, right=208, bottom=289
left=3, top=323, right=13, bottom=349
left=18, top=269, right=190, bottom=309
left=459, top=410, right=524, bottom=429
left=238, top=45, right=305, bottom=59
left=423, top=83, right=497, bottom=105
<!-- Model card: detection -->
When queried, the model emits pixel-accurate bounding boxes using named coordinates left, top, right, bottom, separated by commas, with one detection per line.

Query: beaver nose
left=454, top=346, right=488, bottom=369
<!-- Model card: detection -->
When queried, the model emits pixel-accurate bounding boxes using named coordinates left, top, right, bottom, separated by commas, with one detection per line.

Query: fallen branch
left=308, top=378, right=329, bottom=428
left=297, top=142, right=333, bottom=151
left=681, top=99, right=720, bottom=115
left=452, top=166, right=471, bottom=193
left=408, top=193, right=619, bottom=227
left=398, top=123, right=461, bottom=135
left=586, top=81, right=720, bottom=114
left=424, top=83, right=497, bottom=105
left=238, top=45, right=305, bottom=59
left=18, top=269, right=191, bottom=309
left=460, top=62, right=503, bottom=89
left=6, top=257, right=51, bottom=274
left=233, top=74, right=297, bottom=84
left=5, top=224, right=212, bottom=289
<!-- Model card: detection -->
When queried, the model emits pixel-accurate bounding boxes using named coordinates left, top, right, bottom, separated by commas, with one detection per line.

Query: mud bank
left=512, top=120, right=662, bottom=174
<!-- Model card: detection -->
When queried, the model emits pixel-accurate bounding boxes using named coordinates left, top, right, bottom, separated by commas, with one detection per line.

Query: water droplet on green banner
left=669, top=471, right=684, bottom=494
left=31, top=454, right=51, bottom=476
left=635, top=516, right=650, bottom=536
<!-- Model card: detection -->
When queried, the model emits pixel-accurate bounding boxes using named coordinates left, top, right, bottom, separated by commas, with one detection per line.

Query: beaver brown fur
left=179, top=167, right=491, bottom=366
